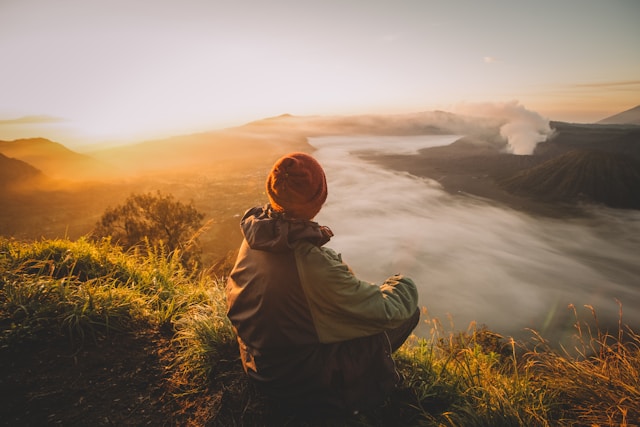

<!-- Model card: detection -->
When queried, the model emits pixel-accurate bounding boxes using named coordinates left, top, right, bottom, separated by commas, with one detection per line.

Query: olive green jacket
left=225, top=205, right=419, bottom=413
left=226, top=205, right=418, bottom=350
left=295, top=240, right=418, bottom=343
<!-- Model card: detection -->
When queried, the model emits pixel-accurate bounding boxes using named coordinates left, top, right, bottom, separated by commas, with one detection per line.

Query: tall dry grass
left=1, top=237, right=638, bottom=426
left=523, top=303, right=639, bottom=426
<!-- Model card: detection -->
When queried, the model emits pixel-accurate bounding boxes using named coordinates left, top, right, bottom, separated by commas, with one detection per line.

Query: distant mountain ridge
left=2, top=107, right=640, bottom=214
left=597, top=105, right=640, bottom=125
left=89, top=110, right=502, bottom=175
left=0, top=138, right=113, bottom=180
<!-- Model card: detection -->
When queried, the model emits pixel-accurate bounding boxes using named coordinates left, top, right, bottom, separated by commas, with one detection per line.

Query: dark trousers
left=386, top=307, right=421, bottom=352
left=243, top=308, right=422, bottom=415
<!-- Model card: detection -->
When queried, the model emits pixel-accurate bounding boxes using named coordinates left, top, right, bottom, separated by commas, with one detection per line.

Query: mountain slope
left=0, top=153, right=45, bottom=189
left=597, top=105, right=640, bottom=125
left=500, top=150, right=640, bottom=209
left=89, top=111, right=503, bottom=175
left=0, top=138, right=113, bottom=180
left=90, top=128, right=312, bottom=175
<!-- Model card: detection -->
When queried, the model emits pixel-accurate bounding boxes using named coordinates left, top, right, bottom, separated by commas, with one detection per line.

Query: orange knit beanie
left=266, top=152, right=328, bottom=220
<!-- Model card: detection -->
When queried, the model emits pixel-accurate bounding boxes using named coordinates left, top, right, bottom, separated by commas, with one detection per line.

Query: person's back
left=226, top=152, right=420, bottom=415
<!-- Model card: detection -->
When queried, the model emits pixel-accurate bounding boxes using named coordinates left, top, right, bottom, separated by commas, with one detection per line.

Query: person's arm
left=294, top=241, right=418, bottom=343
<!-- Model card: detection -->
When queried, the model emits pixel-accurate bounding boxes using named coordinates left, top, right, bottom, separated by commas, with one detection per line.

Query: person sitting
left=226, top=151, right=420, bottom=416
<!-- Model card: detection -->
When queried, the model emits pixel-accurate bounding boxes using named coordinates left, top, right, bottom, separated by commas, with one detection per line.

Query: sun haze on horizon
left=0, top=0, right=638, bottom=148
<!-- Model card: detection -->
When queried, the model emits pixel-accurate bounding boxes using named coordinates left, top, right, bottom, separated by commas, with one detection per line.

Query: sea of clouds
left=311, top=134, right=640, bottom=345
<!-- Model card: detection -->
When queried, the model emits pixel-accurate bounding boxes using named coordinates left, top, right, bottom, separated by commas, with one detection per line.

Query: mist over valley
left=311, top=133, right=640, bottom=345
left=2, top=105, right=640, bottom=346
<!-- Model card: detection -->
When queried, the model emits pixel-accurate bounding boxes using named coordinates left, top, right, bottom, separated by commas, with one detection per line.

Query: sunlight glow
left=0, top=0, right=638, bottom=146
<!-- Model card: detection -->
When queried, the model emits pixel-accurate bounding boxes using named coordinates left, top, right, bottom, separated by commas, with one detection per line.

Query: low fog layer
left=312, top=135, right=640, bottom=344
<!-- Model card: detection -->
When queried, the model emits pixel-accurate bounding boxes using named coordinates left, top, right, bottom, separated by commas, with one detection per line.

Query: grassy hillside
left=1, top=237, right=639, bottom=426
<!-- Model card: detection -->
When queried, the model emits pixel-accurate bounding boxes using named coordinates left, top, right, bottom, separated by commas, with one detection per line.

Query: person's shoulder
left=293, top=240, right=341, bottom=263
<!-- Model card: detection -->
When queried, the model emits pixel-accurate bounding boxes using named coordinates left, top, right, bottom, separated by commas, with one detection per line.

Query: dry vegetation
left=1, top=237, right=638, bottom=426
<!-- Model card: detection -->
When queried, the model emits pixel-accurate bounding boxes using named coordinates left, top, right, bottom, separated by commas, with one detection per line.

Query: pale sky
left=1, top=0, right=639, bottom=147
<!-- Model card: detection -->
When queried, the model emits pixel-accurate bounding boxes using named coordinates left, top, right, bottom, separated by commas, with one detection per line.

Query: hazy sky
left=1, top=0, right=639, bottom=146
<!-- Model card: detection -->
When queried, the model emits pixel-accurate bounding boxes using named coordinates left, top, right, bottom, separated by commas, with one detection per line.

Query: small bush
left=92, top=191, right=207, bottom=270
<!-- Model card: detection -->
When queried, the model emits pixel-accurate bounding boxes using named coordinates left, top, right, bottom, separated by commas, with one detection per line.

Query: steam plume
left=453, top=101, right=554, bottom=155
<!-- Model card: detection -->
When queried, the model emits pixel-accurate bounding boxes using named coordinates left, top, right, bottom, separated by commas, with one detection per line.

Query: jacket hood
left=240, top=205, right=333, bottom=252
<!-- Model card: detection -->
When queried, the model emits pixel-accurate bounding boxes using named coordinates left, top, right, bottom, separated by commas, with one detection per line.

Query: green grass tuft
left=1, top=236, right=638, bottom=426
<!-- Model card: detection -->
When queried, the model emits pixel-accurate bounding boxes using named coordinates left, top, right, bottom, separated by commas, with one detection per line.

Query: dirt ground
left=0, top=330, right=408, bottom=426
left=0, top=330, right=208, bottom=426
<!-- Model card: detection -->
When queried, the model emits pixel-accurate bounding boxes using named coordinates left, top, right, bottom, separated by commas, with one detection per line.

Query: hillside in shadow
left=501, top=150, right=640, bottom=209
left=0, top=153, right=45, bottom=190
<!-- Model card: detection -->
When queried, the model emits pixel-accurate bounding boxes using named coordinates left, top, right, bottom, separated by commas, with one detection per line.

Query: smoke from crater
left=452, top=101, right=554, bottom=155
